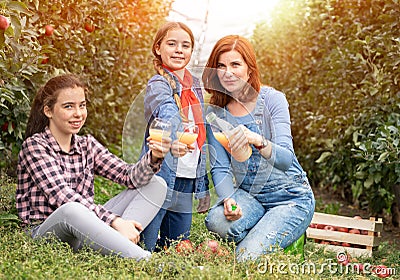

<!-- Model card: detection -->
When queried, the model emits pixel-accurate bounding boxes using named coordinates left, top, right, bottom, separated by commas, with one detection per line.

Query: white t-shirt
left=176, top=106, right=201, bottom=178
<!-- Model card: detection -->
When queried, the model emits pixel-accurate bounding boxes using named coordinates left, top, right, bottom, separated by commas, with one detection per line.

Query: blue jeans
left=205, top=170, right=315, bottom=262
left=141, top=177, right=195, bottom=251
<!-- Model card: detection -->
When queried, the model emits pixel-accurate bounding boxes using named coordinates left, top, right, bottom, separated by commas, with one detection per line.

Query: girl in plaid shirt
left=16, top=74, right=171, bottom=260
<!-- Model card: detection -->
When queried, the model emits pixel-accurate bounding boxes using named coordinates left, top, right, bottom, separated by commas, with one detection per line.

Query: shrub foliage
left=252, top=0, right=400, bottom=214
left=0, top=0, right=172, bottom=174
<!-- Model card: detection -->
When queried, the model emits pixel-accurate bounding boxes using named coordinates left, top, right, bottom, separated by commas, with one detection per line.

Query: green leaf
left=364, top=176, right=374, bottom=189
left=7, top=1, right=31, bottom=15
left=315, top=151, right=331, bottom=163
left=377, top=151, right=389, bottom=162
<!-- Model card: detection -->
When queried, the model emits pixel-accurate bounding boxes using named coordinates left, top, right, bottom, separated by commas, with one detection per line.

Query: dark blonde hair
left=25, top=74, right=87, bottom=139
left=202, top=35, right=261, bottom=107
left=151, top=21, right=195, bottom=121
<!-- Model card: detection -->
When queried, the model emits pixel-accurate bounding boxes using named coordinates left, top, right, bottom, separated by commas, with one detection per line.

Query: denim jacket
left=140, top=69, right=208, bottom=201
left=207, top=86, right=308, bottom=200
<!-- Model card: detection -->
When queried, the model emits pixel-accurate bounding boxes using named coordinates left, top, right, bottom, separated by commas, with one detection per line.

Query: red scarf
left=164, top=66, right=206, bottom=148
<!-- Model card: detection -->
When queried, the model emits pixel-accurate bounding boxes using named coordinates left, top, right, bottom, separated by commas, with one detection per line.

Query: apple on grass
left=175, top=239, right=193, bottom=255
left=197, top=239, right=219, bottom=254
left=373, top=265, right=391, bottom=278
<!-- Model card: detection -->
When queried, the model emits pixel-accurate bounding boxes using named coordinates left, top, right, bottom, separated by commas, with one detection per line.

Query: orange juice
left=149, top=128, right=170, bottom=142
left=213, top=132, right=231, bottom=153
left=177, top=131, right=198, bottom=145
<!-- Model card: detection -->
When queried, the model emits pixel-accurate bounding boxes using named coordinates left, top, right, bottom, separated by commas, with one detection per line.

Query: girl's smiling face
left=44, top=86, right=87, bottom=141
left=155, top=28, right=193, bottom=75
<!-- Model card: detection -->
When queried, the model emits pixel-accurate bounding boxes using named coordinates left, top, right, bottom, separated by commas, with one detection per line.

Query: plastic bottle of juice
left=206, top=112, right=252, bottom=162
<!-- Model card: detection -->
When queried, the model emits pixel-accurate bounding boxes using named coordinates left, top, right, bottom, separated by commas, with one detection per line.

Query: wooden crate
left=306, top=212, right=383, bottom=257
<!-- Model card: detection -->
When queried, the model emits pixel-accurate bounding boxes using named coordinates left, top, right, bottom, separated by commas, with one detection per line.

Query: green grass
left=1, top=175, right=399, bottom=279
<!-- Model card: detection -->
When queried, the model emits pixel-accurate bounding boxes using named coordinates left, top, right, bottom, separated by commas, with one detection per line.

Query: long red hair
left=202, top=35, right=261, bottom=107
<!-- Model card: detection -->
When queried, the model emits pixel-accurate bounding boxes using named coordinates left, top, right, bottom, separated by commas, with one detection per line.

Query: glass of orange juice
left=177, top=121, right=198, bottom=146
left=149, top=118, right=171, bottom=142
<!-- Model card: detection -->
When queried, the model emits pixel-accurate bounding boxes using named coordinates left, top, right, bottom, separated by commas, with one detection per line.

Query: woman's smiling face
left=216, top=50, right=250, bottom=97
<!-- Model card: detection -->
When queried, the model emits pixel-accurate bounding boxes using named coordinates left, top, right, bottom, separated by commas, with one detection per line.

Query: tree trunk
left=391, top=184, right=400, bottom=227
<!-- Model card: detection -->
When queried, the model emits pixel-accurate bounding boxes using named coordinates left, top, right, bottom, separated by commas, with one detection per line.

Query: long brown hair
left=151, top=21, right=195, bottom=121
left=25, top=74, right=87, bottom=139
left=202, top=35, right=261, bottom=107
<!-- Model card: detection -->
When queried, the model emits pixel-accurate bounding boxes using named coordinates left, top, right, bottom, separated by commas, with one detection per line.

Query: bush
left=252, top=0, right=400, bottom=214
left=1, top=0, right=172, bottom=175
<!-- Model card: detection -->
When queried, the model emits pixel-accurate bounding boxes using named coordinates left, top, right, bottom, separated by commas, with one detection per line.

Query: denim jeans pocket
left=282, top=184, right=311, bottom=198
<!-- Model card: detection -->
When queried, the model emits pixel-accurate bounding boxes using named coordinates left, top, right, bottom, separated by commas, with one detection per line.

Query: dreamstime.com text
left=256, top=258, right=397, bottom=276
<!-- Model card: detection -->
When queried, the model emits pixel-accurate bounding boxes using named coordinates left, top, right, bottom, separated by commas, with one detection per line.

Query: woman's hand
left=147, top=136, right=171, bottom=161
left=169, top=139, right=194, bottom=157
left=111, top=217, right=143, bottom=244
left=226, top=125, right=249, bottom=152
left=240, top=125, right=264, bottom=146
left=223, top=198, right=242, bottom=221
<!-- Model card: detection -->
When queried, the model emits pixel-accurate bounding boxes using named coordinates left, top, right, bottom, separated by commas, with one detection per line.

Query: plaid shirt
left=16, top=127, right=162, bottom=226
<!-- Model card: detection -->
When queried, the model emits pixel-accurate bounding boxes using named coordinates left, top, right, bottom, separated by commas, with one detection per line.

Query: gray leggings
left=31, top=176, right=167, bottom=261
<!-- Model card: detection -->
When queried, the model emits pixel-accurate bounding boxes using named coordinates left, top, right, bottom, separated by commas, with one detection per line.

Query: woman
left=16, top=74, right=171, bottom=260
left=202, top=35, right=315, bottom=262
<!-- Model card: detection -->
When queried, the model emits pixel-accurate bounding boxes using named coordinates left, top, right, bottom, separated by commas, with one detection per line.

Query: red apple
left=353, top=215, right=363, bottom=219
left=217, top=247, right=230, bottom=256
left=197, top=239, right=219, bottom=253
left=336, top=227, right=349, bottom=233
left=44, top=25, right=54, bottom=36
left=206, top=240, right=219, bottom=253
left=2, top=122, right=9, bottom=132
left=41, top=56, right=49, bottom=64
left=316, top=224, right=326, bottom=229
left=349, top=228, right=361, bottom=234
left=352, top=263, right=364, bottom=272
left=336, top=252, right=350, bottom=266
left=360, top=230, right=368, bottom=235
left=373, top=265, right=391, bottom=278
left=341, top=242, right=351, bottom=247
left=84, top=22, right=95, bottom=32
left=0, top=15, right=10, bottom=30
left=309, top=223, right=317, bottom=228
left=324, top=225, right=335, bottom=231
left=175, top=239, right=193, bottom=255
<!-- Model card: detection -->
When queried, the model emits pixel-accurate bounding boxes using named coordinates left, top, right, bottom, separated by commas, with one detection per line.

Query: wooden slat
left=314, top=243, right=373, bottom=258
left=310, top=212, right=383, bottom=232
left=306, top=228, right=381, bottom=246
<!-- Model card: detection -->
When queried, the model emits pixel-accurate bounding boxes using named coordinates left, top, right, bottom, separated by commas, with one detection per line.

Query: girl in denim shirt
left=202, top=35, right=315, bottom=262
left=140, top=22, right=209, bottom=251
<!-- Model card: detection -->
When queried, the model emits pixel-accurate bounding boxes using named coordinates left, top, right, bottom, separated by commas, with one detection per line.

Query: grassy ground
left=1, top=175, right=399, bottom=279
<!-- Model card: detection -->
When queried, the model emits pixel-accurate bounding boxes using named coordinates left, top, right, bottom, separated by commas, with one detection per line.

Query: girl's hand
left=147, top=136, right=171, bottom=161
left=170, top=139, right=193, bottom=157
left=223, top=198, right=242, bottom=221
left=111, top=217, right=143, bottom=244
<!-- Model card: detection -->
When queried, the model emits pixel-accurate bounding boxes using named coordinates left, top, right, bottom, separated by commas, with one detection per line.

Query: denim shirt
left=207, top=86, right=308, bottom=200
left=140, top=70, right=208, bottom=201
